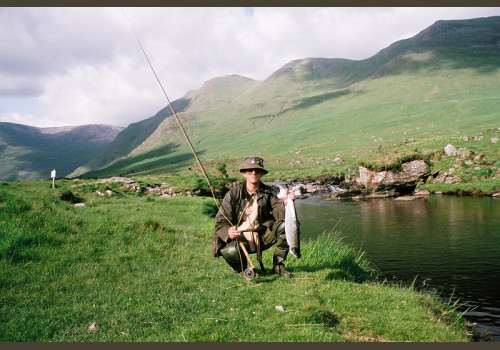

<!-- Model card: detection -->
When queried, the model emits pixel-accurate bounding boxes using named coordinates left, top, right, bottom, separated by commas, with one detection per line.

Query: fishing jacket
left=211, top=181, right=285, bottom=257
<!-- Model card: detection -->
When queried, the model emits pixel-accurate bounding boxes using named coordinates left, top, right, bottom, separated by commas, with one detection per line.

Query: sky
left=1, top=7, right=500, bottom=128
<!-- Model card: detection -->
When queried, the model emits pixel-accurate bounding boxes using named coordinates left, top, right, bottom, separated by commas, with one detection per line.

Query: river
left=293, top=194, right=500, bottom=341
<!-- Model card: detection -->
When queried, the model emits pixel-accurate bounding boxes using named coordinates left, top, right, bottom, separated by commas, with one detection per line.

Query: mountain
left=0, top=123, right=124, bottom=181
left=68, top=74, right=259, bottom=177
left=6, top=16, right=499, bottom=182
left=73, top=16, right=500, bottom=181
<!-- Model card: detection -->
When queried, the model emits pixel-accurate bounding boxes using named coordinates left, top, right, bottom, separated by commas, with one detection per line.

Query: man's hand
left=228, top=226, right=240, bottom=240
left=283, top=188, right=296, bottom=205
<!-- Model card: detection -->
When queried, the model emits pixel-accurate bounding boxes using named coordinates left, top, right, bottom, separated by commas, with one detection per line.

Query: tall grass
left=284, top=232, right=373, bottom=283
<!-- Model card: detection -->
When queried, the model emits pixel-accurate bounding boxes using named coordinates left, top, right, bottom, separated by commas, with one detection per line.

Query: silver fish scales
left=285, top=198, right=301, bottom=259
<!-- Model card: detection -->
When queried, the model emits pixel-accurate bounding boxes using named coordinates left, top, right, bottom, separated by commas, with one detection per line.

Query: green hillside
left=77, top=17, right=500, bottom=190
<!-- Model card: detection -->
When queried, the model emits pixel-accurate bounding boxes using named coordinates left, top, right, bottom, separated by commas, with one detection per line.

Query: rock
left=325, top=187, right=362, bottom=200
left=352, top=192, right=396, bottom=200
left=105, top=190, right=113, bottom=197
left=444, top=144, right=457, bottom=156
left=356, top=160, right=430, bottom=194
left=395, top=196, right=423, bottom=201
left=333, top=156, right=345, bottom=164
left=99, top=177, right=143, bottom=192
left=434, top=172, right=462, bottom=184
left=492, top=137, right=499, bottom=144
left=100, top=177, right=135, bottom=184
left=489, top=189, right=500, bottom=197
left=463, top=136, right=469, bottom=142
left=74, top=203, right=86, bottom=207
left=329, top=185, right=346, bottom=194
left=88, top=322, right=98, bottom=332
left=414, top=189, right=430, bottom=196
left=303, top=183, right=321, bottom=193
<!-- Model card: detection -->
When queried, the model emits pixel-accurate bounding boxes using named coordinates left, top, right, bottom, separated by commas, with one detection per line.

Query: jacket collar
left=241, top=181, right=272, bottom=197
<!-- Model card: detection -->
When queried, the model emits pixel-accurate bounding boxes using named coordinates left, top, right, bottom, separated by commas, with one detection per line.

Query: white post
left=51, top=169, right=56, bottom=188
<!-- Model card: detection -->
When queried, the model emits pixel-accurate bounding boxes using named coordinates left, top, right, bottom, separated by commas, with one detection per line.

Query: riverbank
left=0, top=180, right=471, bottom=341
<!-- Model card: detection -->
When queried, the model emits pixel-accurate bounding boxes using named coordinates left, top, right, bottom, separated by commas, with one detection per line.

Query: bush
left=56, top=189, right=81, bottom=204
left=201, top=200, right=219, bottom=218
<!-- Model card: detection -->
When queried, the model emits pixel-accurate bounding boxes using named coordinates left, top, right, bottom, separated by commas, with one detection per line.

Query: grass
left=0, top=180, right=470, bottom=342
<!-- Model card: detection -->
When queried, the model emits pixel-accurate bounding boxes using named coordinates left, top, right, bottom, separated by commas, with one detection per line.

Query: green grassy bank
left=0, top=180, right=470, bottom=341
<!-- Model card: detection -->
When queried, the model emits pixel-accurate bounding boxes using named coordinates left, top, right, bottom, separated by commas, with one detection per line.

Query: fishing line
left=121, top=9, right=233, bottom=225
left=123, top=10, right=268, bottom=274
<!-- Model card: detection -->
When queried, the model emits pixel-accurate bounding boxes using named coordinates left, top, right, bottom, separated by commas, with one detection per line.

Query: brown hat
left=239, top=156, right=268, bottom=174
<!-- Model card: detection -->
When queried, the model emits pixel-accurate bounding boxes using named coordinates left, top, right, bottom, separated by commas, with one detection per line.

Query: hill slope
left=69, top=75, right=259, bottom=177
left=65, top=17, right=500, bottom=184
left=0, top=123, right=123, bottom=181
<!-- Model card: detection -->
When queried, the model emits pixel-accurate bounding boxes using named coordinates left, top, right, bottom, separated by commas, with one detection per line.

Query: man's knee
left=273, top=221, right=285, bottom=237
left=219, top=240, right=241, bottom=264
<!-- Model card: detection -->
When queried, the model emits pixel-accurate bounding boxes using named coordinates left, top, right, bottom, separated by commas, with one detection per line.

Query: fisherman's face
left=242, top=169, right=265, bottom=185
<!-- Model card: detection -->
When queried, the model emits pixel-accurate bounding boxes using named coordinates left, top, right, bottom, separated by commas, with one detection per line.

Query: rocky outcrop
left=356, top=160, right=430, bottom=194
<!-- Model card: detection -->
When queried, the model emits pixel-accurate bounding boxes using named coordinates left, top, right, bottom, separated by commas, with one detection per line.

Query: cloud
left=38, top=58, right=166, bottom=127
left=1, top=7, right=500, bottom=128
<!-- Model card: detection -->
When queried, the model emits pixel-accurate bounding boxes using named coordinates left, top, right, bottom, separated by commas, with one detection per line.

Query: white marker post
left=51, top=169, right=56, bottom=188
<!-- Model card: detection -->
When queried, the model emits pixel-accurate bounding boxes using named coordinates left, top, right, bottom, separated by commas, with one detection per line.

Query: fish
left=285, top=198, right=301, bottom=258
left=277, top=185, right=301, bottom=258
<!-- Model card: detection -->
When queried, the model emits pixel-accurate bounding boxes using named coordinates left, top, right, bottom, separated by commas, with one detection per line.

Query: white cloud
left=38, top=59, right=165, bottom=127
left=1, top=7, right=500, bottom=128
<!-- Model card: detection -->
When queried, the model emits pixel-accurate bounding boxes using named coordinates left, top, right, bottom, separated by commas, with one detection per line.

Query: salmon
left=284, top=192, right=301, bottom=259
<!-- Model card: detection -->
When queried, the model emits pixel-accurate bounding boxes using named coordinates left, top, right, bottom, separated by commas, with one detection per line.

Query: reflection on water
left=295, top=195, right=500, bottom=341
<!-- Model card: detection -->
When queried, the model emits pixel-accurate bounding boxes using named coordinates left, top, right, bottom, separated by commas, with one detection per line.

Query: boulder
left=444, top=144, right=457, bottom=156
left=434, top=172, right=462, bottom=184
left=333, top=156, right=345, bottom=164
left=356, top=160, right=430, bottom=194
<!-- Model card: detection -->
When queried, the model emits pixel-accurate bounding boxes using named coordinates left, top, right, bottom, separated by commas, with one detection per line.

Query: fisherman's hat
left=239, top=156, right=268, bottom=174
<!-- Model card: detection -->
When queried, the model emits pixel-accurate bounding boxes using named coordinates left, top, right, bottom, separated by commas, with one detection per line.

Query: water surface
left=295, top=194, right=500, bottom=341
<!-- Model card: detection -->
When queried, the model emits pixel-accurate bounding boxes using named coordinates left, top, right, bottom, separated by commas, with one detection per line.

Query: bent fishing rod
left=121, top=9, right=234, bottom=223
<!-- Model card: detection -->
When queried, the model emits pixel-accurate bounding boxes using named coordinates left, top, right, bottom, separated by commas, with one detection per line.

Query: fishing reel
left=243, top=268, right=256, bottom=281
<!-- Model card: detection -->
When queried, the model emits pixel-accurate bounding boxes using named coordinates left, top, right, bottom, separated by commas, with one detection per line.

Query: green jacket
left=211, top=181, right=285, bottom=257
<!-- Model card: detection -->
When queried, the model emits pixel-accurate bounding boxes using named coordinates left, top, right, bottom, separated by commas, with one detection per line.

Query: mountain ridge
left=0, top=123, right=124, bottom=181
left=3, top=16, right=500, bottom=183
left=80, top=16, right=498, bottom=180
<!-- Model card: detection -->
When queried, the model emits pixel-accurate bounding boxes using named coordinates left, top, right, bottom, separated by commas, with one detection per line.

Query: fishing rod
left=122, top=10, right=263, bottom=278
left=121, top=9, right=231, bottom=222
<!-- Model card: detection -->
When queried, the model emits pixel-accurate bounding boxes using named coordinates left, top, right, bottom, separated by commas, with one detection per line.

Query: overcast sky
left=1, top=7, right=500, bottom=128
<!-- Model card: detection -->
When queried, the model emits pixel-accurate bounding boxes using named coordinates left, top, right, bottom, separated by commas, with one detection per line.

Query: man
left=211, top=156, right=295, bottom=278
